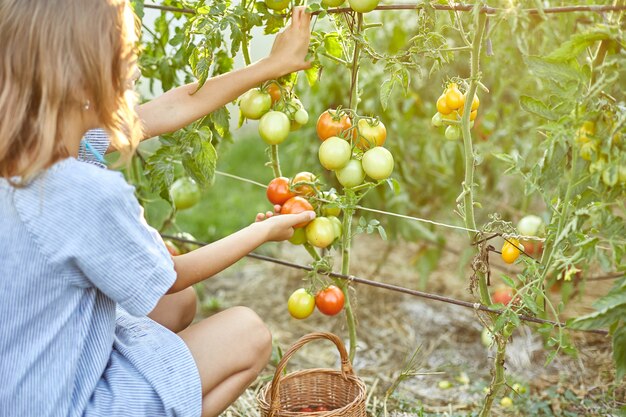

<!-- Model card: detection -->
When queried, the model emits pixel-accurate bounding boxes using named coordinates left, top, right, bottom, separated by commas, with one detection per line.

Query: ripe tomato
left=258, top=111, right=290, bottom=145
left=436, top=94, right=452, bottom=115
left=239, top=89, right=272, bottom=120
left=445, top=83, right=463, bottom=110
left=335, top=159, right=365, bottom=188
left=280, top=196, right=314, bottom=228
left=361, top=146, right=394, bottom=180
left=265, top=82, right=282, bottom=104
left=460, top=93, right=480, bottom=111
left=292, top=172, right=317, bottom=196
left=356, top=118, right=387, bottom=150
left=522, top=240, right=543, bottom=257
left=348, top=0, right=379, bottom=13
left=318, top=136, right=352, bottom=170
left=265, top=0, right=290, bottom=10
left=289, top=227, right=307, bottom=245
left=322, top=0, right=344, bottom=6
left=501, top=239, right=521, bottom=264
left=266, top=176, right=295, bottom=205
left=170, top=177, right=201, bottom=210
left=321, top=192, right=341, bottom=217
left=315, top=285, right=345, bottom=316
left=327, top=215, right=342, bottom=239
left=288, top=288, right=315, bottom=319
left=305, top=217, right=335, bottom=248
left=492, top=287, right=513, bottom=305
left=445, top=125, right=460, bottom=141
left=316, top=109, right=352, bottom=141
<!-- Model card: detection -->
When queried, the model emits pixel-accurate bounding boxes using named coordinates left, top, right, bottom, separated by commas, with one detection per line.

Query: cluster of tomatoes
left=239, top=82, right=309, bottom=145
left=266, top=0, right=380, bottom=13
left=316, top=109, right=394, bottom=188
left=266, top=174, right=343, bottom=249
left=575, top=119, right=626, bottom=187
left=288, top=285, right=345, bottom=320
left=431, top=82, right=480, bottom=141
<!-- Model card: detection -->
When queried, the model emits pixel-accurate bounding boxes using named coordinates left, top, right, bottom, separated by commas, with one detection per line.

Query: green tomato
left=481, top=327, right=494, bottom=347
left=287, top=288, right=315, bottom=319
left=500, top=397, right=513, bottom=408
left=288, top=227, right=307, bottom=245
left=445, top=125, right=460, bottom=141
left=318, top=136, right=352, bottom=170
left=335, top=159, right=365, bottom=188
left=431, top=112, right=443, bottom=128
left=258, top=111, right=290, bottom=145
left=265, top=0, right=290, bottom=10
left=517, top=215, right=545, bottom=237
left=239, top=89, right=271, bottom=120
left=348, top=0, right=379, bottom=13
left=294, top=108, right=309, bottom=125
left=327, top=215, right=343, bottom=239
left=170, top=177, right=201, bottom=210
left=321, top=192, right=341, bottom=217
left=305, top=217, right=335, bottom=248
left=322, top=0, right=345, bottom=6
left=361, top=146, right=394, bottom=180
left=602, top=165, right=618, bottom=187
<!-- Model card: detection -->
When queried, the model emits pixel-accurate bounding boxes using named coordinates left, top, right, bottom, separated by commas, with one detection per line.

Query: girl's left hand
left=266, top=7, right=312, bottom=76
left=255, top=205, right=282, bottom=222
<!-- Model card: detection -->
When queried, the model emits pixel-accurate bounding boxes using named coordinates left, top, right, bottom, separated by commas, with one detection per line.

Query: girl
left=77, top=5, right=311, bottom=336
left=0, top=1, right=313, bottom=417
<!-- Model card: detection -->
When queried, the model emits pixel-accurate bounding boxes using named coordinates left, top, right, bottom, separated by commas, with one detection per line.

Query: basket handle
left=268, top=332, right=354, bottom=416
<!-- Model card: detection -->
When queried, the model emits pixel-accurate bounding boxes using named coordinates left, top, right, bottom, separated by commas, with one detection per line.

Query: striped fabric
left=79, top=129, right=110, bottom=168
left=0, top=159, right=202, bottom=416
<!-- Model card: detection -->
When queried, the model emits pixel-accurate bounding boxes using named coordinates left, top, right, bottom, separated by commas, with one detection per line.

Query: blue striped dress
left=0, top=141, right=202, bottom=416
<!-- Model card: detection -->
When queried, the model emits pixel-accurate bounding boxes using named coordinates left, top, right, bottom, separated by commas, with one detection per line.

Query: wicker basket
left=257, top=332, right=367, bottom=417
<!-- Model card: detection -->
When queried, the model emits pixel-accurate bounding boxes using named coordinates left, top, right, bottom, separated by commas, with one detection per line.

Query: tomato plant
left=315, top=285, right=345, bottom=316
left=287, top=288, right=315, bottom=319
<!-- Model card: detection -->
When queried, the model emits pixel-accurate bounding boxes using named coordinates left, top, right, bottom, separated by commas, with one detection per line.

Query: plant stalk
left=341, top=196, right=358, bottom=361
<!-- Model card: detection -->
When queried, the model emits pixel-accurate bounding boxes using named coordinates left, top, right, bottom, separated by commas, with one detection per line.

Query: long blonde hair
left=0, top=0, right=142, bottom=181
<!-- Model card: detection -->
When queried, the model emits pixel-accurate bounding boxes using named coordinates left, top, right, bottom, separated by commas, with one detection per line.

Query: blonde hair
left=0, top=0, right=142, bottom=182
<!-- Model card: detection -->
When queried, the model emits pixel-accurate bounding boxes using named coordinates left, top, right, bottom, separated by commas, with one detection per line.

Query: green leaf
left=380, top=79, right=394, bottom=111
left=500, top=274, right=515, bottom=288
left=569, top=304, right=626, bottom=330
left=304, top=65, right=320, bottom=86
left=613, top=325, right=626, bottom=381
left=519, top=96, right=559, bottom=121
left=323, top=33, right=343, bottom=59
left=182, top=130, right=217, bottom=188
left=525, top=56, right=584, bottom=86
left=547, top=30, right=612, bottom=62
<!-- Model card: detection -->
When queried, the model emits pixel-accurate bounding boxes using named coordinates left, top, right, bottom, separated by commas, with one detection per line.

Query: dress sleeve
left=15, top=165, right=177, bottom=316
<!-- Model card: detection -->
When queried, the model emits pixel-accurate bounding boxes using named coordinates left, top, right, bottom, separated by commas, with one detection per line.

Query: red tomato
left=265, top=82, right=282, bottom=104
left=292, top=172, right=316, bottom=196
left=280, top=196, right=314, bottom=228
left=316, top=109, right=352, bottom=141
left=266, top=177, right=295, bottom=205
left=492, top=287, right=513, bottom=305
left=315, top=285, right=345, bottom=316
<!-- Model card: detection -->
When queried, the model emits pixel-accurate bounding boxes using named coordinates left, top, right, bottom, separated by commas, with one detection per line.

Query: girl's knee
left=227, top=306, right=272, bottom=364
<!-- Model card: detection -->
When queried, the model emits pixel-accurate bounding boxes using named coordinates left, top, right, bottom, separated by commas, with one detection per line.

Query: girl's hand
left=255, top=209, right=315, bottom=242
left=266, top=7, right=312, bottom=77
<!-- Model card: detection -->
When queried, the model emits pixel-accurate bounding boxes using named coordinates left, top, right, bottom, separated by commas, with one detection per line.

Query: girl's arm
left=166, top=210, right=314, bottom=293
left=136, top=7, right=311, bottom=140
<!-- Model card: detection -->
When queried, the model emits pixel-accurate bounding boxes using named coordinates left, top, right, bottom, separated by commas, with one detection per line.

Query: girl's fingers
left=274, top=204, right=282, bottom=213
left=266, top=211, right=274, bottom=218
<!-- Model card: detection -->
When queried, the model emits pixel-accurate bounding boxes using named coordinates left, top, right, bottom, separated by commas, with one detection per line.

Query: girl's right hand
left=255, top=209, right=315, bottom=242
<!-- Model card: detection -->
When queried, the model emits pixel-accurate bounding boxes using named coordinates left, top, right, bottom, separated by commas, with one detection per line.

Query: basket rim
left=257, top=368, right=367, bottom=413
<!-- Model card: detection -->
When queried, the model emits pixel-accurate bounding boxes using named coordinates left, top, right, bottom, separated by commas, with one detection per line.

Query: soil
left=194, top=235, right=623, bottom=416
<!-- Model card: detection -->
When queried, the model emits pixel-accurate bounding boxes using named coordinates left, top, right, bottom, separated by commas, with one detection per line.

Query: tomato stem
left=348, top=13, right=363, bottom=111
left=304, top=242, right=322, bottom=261
left=270, top=144, right=282, bottom=177
left=340, top=199, right=358, bottom=362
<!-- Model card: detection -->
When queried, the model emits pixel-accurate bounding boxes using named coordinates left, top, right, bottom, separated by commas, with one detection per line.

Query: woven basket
left=257, top=332, right=367, bottom=417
